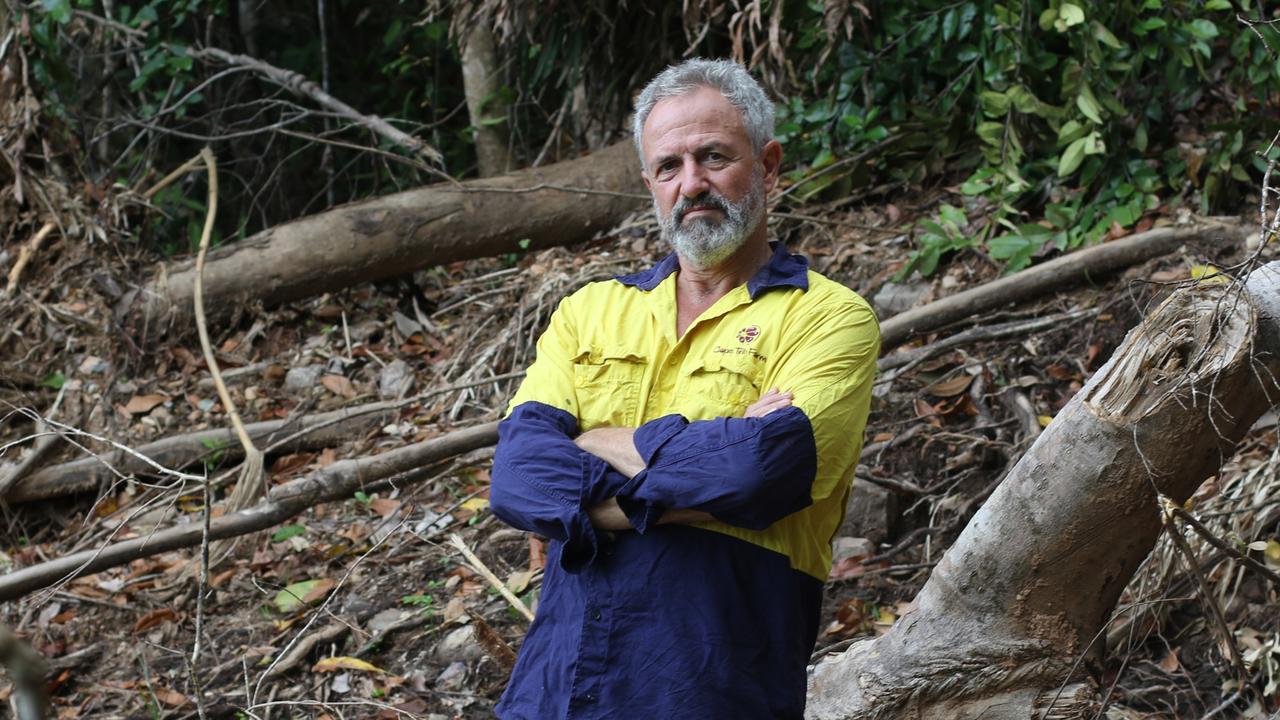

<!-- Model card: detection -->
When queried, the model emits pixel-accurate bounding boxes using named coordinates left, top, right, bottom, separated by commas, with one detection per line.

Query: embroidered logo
left=737, top=325, right=760, bottom=343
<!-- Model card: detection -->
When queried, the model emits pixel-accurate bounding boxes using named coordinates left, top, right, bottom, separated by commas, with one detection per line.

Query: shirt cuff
left=632, top=414, right=688, bottom=464
left=615, top=483, right=665, bottom=534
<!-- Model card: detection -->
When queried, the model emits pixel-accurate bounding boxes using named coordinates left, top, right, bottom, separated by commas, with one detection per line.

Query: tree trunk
left=807, top=262, right=1280, bottom=719
left=119, top=141, right=643, bottom=332
left=461, top=21, right=513, bottom=177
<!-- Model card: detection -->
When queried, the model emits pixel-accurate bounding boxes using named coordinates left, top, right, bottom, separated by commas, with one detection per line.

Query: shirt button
left=592, top=609, right=602, bottom=621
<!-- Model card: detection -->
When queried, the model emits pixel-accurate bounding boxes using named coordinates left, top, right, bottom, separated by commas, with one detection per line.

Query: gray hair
left=632, top=58, right=775, bottom=169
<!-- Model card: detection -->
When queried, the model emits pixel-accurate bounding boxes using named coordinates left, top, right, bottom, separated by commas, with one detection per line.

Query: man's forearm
left=574, top=426, right=645, bottom=478
left=587, top=498, right=716, bottom=530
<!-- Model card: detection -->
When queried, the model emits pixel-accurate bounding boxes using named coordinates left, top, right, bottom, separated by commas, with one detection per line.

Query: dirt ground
left=2, top=196, right=1279, bottom=719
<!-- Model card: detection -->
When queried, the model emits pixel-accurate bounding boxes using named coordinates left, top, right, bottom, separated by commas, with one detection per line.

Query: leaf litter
left=0, top=170, right=1277, bottom=717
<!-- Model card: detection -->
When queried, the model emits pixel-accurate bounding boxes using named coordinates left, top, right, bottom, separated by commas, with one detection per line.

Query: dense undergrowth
left=7, top=1, right=1278, bottom=273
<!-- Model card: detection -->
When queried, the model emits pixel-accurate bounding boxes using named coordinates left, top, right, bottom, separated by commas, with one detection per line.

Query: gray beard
left=656, top=179, right=765, bottom=269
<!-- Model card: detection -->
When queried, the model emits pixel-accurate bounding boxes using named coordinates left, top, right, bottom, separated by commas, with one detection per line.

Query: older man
left=489, top=59, right=880, bottom=719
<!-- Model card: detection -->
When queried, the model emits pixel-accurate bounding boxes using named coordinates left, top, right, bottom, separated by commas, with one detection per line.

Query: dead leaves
left=320, top=374, right=357, bottom=399
left=122, top=393, right=168, bottom=415
left=312, top=656, right=385, bottom=673
left=132, top=608, right=179, bottom=634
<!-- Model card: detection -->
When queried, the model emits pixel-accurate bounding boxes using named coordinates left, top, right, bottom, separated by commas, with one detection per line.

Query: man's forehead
left=642, top=87, right=748, bottom=153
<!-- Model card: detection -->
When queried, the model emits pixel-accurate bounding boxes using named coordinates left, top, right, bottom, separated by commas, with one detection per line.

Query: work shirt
left=490, top=242, right=880, bottom=719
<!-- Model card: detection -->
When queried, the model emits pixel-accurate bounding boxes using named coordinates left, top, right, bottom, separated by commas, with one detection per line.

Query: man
left=489, top=59, right=879, bottom=719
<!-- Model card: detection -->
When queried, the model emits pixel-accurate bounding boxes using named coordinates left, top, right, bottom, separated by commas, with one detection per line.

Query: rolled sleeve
left=618, top=407, right=817, bottom=531
left=490, top=401, right=631, bottom=571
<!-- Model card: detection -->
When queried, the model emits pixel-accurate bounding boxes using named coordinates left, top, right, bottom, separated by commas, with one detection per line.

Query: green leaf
left=1082, top=131, right=1106, bottom=155
left=1205, top=0, right=1232, bottom=8
left=1058, top=136, right=1089, bottom=176
left=1058, top=120, right=1088, bottom=147
left=938, top=204, right=968, bottom=228
left=1056, top=3, right=1085, bottom=30
left=980, top=90, right=1010, bottom=116
left=987, top=234, right=1038, bottom=260
left=132, top=4, right=158, bottom=26
left=272, top=578, right=334, bottom=613
left=1133, top=17, right=1167, bottom=35
left=1092, top=21, right=1124, bottom=49
left=40, top=0, right=72, bottom=23
left=271, top=525, right=307, bottom=543
left=976, top=121, right=1005, bottom=147
left=1186, top=19, right=1220, bottom=40
left=1076, top=86, right=1104, bottom=124
left=40, top=371, right=65, bottom=390
left=1038, top=7, right=1059, bottom=32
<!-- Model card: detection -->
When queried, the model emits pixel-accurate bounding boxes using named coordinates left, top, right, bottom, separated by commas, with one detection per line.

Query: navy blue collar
left=615, top=241, right=809, bottom=299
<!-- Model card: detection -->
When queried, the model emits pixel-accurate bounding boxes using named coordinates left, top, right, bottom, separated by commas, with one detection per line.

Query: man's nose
left=677, top=159, right=710, bottom=198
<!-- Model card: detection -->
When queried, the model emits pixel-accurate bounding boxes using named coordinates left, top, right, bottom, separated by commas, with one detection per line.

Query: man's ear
left=760, top=139, right=783, bottom=193
left=641, top=169, right=653, bottom=194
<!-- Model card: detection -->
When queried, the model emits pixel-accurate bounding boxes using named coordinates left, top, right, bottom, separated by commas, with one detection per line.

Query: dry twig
left=448, top=532, right=535, bottom=621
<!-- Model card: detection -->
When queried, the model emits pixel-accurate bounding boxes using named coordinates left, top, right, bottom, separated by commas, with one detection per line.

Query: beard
left=656, top=172, right=765, bottom=269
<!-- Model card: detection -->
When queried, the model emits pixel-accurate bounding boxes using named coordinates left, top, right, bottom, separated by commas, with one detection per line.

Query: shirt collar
left=615, top=241, right=809, bottom=299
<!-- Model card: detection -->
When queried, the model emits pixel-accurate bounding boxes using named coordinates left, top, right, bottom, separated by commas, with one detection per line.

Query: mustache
left=672, top=193, right=730, bottom=225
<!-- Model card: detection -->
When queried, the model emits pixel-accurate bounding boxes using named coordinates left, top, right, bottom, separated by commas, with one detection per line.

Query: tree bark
left=461, top=21, right=513, bottom=176
left=119, top=140, right=644, bottom=332
left=807, top=262, right=1280, bottom=719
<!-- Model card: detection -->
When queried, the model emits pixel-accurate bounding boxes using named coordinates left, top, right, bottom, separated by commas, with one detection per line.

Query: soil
left=2, top=196, right=1278, bottom=719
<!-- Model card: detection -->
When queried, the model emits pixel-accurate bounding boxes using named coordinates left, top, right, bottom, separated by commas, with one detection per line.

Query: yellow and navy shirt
left=490, top=242, right=879, bottom=719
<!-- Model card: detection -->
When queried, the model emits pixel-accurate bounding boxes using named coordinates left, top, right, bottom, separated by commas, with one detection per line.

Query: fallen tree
left=806, top=262, right=1280, bottom=718
left=120, top=140, right=645, bottom=330
left=3, top=399, right=399, bottom=504
left=878, top=220, right=1251, bottom=350
left=0, top=422, right=498, bottom=602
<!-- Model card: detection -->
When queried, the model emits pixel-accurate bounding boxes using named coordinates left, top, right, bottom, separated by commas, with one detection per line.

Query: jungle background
left=1, top=0, right=1280, bottom=717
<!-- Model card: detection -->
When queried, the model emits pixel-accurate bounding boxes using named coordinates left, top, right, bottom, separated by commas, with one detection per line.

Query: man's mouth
left=676, top=200, right=727, bottom=224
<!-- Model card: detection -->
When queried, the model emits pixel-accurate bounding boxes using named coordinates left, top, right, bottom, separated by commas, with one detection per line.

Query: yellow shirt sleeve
left=763, top=297, right=880, bottom=502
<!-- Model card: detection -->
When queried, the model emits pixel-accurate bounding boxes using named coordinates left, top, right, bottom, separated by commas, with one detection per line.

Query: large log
left=807, top=262, right=1280, bottom=719
left=878, top=221, right=1251, bottom=351
left=121, top=141, right=644, bottom=330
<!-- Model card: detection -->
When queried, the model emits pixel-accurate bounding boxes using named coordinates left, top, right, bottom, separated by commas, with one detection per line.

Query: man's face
left=640, top=87, right=778, bottom=268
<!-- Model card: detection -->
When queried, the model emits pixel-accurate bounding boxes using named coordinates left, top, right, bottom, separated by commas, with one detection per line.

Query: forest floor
left=1, top=191, right=1279, bottom=719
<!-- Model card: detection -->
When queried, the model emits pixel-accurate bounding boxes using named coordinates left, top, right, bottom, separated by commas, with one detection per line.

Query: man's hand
left=745, top=388, right=793, bottom=418
left=575, top=426, right=646, bottom=479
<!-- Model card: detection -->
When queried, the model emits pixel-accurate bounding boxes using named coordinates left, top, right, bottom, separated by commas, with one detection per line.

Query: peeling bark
left=808, top=262, right=1280, bottom=719
left=120, top=141, right=644, bottom=332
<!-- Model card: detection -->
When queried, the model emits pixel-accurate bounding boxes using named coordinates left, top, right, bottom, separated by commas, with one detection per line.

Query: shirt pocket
left=572, top=345, right=646, bottom=430
left=677, top=353, right=764, bottom=421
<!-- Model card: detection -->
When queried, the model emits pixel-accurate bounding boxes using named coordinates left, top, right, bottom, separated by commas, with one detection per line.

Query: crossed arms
left=575, top=388, right=797, bottom=530
left=488, top=292, right=878, bottom=570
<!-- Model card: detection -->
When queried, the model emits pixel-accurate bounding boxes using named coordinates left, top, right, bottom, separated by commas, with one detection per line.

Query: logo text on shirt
left=737, top=325, right=760, bottom=343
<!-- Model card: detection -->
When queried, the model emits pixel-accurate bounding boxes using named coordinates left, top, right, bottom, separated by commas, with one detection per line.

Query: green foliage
left=271, top=524, right=307, bottom=542
left=776, top=0, right=1279, bottom=277
left=18, top=0, right=1277, bottom=277
left=400, top=593, right=436, bottom=615
left=199, top=437, right=228, bottom=470
left=39, top=371, right=66, bottom=390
